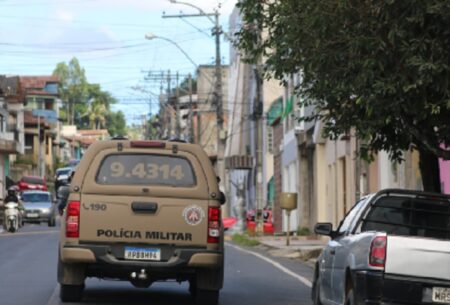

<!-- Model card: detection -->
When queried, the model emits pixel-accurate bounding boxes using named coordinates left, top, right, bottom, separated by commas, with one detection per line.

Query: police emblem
left=183, top=205, right=205, bottom=226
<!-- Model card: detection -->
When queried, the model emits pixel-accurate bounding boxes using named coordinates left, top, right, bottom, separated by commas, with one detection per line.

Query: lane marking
left=0, top=230, right=59, bottom=237
left=46, top=285, right=59, bottom=305
left=226, top=242, right=312, bottom=288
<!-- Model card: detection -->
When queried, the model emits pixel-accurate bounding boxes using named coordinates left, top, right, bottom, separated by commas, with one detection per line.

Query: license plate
left=27, top=213, right=38, bottom=218
left=124, top=247, right=161, bottom=261
left=432, top=287, right=450, bottom=304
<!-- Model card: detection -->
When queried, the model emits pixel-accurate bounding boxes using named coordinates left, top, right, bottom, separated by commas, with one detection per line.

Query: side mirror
left=314, top=222, right=334, bottom=236
left=218, top=191, right=226, bottom=205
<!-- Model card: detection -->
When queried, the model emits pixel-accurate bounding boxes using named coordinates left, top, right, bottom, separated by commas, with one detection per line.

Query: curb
left=257, top=240, right=323, bottom=267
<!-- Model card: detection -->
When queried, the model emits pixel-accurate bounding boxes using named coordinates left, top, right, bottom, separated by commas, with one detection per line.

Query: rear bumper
left=353, top=270, right=450, bottom=305
left=61, top=244, right=222, bottom=269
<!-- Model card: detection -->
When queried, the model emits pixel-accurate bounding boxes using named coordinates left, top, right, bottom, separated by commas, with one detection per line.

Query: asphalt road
left=0, top=222, right=313, bottom=305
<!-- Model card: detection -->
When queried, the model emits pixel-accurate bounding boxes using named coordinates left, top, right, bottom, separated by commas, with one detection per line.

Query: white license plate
left=27, top=213, right=39, bottom=218
left=124, top=247, right=161, bottom=261
left=432, top=287, right=450, bottom=304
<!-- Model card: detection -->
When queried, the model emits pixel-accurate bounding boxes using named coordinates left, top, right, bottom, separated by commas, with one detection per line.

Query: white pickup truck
left=312, top=189, right=450, bottom=305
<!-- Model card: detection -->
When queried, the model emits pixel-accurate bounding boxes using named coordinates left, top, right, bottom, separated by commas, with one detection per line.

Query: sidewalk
left=256, top=235, right=327, bottom=266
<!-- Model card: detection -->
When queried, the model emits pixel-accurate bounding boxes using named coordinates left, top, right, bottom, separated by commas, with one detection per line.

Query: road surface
left=0, top=223, right=313, bottom=305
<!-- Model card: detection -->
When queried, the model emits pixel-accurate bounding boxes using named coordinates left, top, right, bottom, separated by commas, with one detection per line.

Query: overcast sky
left=0, top=0, right=238, bottom=124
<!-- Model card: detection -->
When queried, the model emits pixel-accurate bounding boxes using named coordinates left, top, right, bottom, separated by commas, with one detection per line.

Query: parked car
left=17, top=176, right=47, bottom=191
left=67, top=159, right=80, bottom=168
left=21, top=190, right=55, bottom=226
left=55, top=167, right=72, bottom=190
left=312, top=189, right=450, bottom=305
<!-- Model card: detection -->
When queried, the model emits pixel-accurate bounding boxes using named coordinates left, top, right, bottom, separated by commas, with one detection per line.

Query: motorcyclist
left=3, top=186, right=24, bottom=227
left=4, top=186, right=19, bottom=204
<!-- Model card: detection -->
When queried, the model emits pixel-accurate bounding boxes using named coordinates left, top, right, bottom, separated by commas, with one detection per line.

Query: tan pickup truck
left=58, top=139, right=225, bottom=305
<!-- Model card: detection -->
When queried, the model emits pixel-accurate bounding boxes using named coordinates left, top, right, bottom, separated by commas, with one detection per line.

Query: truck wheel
left=189, top=279, right=197, bottom=297
left=195, top=289, right=219, bottom=305
left=60, top=284, right=84, bottom=302
left=345, top=287, right=355, bottom=305
left=312, top=282, right=323, bottom=305
left=48, top=218, right=56, bottom=227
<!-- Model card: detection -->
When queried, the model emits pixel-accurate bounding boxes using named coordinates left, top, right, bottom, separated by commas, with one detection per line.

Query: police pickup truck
left=312, top=189, right=450, bottom=305
left=58, top=140, right=225, bottom=305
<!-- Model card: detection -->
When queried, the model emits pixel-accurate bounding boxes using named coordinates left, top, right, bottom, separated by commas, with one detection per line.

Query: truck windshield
left=361, top=196, right=450, bottom=240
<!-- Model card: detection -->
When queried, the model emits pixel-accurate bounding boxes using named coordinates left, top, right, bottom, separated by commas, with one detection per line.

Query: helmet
left=7, top=186, right=18, bottom=196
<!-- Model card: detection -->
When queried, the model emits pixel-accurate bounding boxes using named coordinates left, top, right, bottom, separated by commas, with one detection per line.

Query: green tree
left=83, top=102, right=107, bottom=129
left=147, top=114, right=161, bottom=140
left=53, top=58, right=90, bottom=126
left=236, top=0, right=450, bottom=192
left=106, top=111, right=126, bottom=137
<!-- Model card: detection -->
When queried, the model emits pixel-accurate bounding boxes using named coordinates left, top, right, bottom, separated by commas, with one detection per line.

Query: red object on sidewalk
left=222, top=217, right=237, bottom=230
left=247, top=221, right=256, bottom=233
left=263, top=222, right=274, bottom=234
left=246, top=208, right=275, bottom=234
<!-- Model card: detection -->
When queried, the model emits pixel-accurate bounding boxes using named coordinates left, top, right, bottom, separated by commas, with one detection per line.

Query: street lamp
left=144, top=33, right=197, bottom=69
left=168, top=0, right=216, bottom=24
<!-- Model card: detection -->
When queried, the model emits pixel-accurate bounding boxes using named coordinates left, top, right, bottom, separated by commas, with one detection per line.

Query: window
left=96, top=154, right=196, bottom=187
left=0, top=114, right=4, bottom=132
left=337, top=198, right=367, bottom=234
left=361, top=196, right=450, bottom=240
left=22, top=193, right=51, bottom=202
left=44, top=83, right=58, bottom=94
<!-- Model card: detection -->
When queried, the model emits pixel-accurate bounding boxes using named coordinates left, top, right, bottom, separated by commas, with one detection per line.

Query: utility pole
left=188, top=73, right=194, bottom=143
left=163, top=9, right=226, bottom=213
left=167, top=70, right=172, bottom=138
left=175, top=71, right=181, bottom=138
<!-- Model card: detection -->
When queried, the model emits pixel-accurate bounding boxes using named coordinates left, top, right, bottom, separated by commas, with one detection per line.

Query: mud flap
left=57, top=253, right=86, bottom=285
left=196, top=267, right=224, bottom=290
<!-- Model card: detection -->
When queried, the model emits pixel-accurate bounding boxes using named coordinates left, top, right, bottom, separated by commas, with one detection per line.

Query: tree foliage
left=106, top=111, right=126, bottom=137
left=53, top=57, right=126, bottom=135
left=53, top=58, right=89, bottom=125
left=235, top=0, right=450, bottom=164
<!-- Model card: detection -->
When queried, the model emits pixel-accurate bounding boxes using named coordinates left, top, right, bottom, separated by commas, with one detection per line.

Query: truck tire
left=345, top=287, right=355, bottom=305
left=196, top=268, right=223, bottom=291
left=48, top=218, right=56, bottom=227
left=195, top=289, right=219, bottom=305
left=312, top=282, right=323, bottom=305
left=60, top=284, right=84, bottom=302
left=189, top=279, right=197, bottom=297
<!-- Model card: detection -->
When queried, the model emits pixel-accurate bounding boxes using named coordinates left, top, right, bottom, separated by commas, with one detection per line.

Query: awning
left=266, top=97, right=283, bottom=126
left=282, top=96, right=293, bottom=120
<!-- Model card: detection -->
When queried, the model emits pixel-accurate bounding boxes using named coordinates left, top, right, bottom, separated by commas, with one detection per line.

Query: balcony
left=0, top=124, right=21, bottom=153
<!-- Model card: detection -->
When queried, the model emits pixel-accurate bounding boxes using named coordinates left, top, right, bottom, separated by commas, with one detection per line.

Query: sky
left=0, top=0, right=238, bottom=124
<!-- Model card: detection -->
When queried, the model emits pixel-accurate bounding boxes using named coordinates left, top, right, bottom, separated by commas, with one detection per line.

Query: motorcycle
left=4, top=201, right=20, bottom=233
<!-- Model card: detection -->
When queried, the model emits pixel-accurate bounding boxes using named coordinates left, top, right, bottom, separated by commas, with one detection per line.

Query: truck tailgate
left=385, top=235, right=450, bottom=281
left=79, top=194, right=208, bottom=247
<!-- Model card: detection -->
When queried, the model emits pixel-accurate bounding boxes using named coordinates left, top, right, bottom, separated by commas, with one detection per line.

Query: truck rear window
left=96, top=154, right=196, bottom=187
left=361, top=196, right=450, bottom=240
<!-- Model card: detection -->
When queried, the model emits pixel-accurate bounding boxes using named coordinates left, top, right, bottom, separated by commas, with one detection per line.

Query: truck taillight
left=66, top=201, right=80, bottom=238
left=369, top=236, right=387, bottom=268
left=208, top=207, right=221, bottom=243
